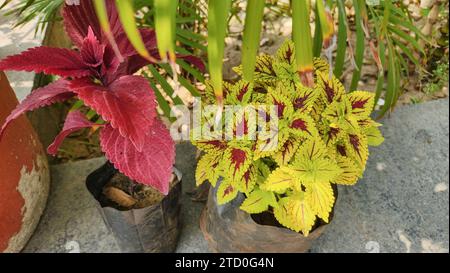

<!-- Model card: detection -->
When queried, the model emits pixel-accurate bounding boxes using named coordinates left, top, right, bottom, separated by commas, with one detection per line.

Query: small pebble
left=434, top=183, right=448, bottom=193
left=376, top=162, right=386, bottom=171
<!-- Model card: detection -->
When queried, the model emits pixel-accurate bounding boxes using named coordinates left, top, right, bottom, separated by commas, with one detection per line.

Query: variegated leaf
left=346, top=91, right=375, bottom=118
left=222, top=146, right=253, bottom=183
left=261, top=167, right=296, bottom=192
left=266, top=86, right=294, bottom=118
left=295, top=138, right=328, bottom=161
left=274, top=197, right=294, bottom=230
left=313, top=57, right=330, bottom=74
left=274, top=137, right=301, bottom=166
left=287, top=196, right=316, bottom=236
left=291, top=157, right=342, bottom=184
left=196, top=152, right=222, bottom=187
left=316, top=70, right=345, bottom=104
left=240, top=189, right=277, bottom=214
left=322, top=99, right=359, bottom=134
left=289, top=112, right=318, bottom=138
left=237, top=164, right=257, bottom=193
left=334, top=156, right=362, bottom=185
left=292, top=84, right=319, bottom=113
left=345, top=133, right=369, bottom=166
left=217, top=179, right=239, bottom=205
left=306, top=181, right=335, bottom=223
left=276, top=40, right=295, bottom=65
left=226, top=80, right=253, bottom=104
left=365, top=125, right=384, bottom=147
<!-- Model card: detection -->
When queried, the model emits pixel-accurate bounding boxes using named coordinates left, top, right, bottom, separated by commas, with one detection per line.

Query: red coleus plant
left=0, top=1, right=202, bottom=194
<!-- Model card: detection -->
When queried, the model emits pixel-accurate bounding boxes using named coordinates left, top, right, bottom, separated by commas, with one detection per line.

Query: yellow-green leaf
left=313, top=57, right=330, bottom=74
left=222, top=146, right=253, bottom=183
left=322, top=99, right=360, bottom=134
left=334, top=156, right=362, bottom=185
left=266, top=86, right=294, bottom=118
left=254, top=129, right=289, bottom=160
left=296, top=138, right=328, bottom=161
left=306, top=181, right=335, bottom=222
left=316, top=70, right=345, bottom=104
left=365, top=125, right=384, bottom=147
left=274, top=138, right=301, bottom=166
left=292, top=84, right=319, bottom=113
left=261, top=167, right=296, bottom=192
left=236, top=164, right=257, bottom=193
left=240, top=189, right=277, bottom=214
left=345, top=133, right=369, bottom=166
left=276, top=40, right=296, bottom=65
left=288, top=112, right=318, bottom=138
left=217, top=180, right=238, bottom=205
left=287, top=196, right=316, bottom=236
left=196, top=153, right=222, bottom=187
left=274, top=197, right=294, bottom=230
left=292, top=158, right=342, bottom=184
left=346, top=91, right=375, bottom=119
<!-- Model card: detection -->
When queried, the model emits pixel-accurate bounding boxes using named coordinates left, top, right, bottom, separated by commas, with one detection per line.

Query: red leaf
left=62, top=0, right=122, bottom=49
left=100, top=121, right=175, bottom=195
left=116, top=29, right=158, bottom=58
left=0, top=46, right=91, bottom=78
left=47, top=110, right=98, bottom=155
left=80, top=27, right=106, bottom=68
left=0, top=79, right=74, bottom=139
left=177, top=54, right=206, bottom=73
left=70, top=75, right=157, bottom=151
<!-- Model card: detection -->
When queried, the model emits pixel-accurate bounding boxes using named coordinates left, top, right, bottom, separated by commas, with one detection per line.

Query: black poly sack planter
left=86, top=161, right=182, bottom=253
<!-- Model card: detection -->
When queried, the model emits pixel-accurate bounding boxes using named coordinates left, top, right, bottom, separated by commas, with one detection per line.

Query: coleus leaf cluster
left=0, top=1, right=201, bottom=194
left=193, top=40, right=384, bottom=235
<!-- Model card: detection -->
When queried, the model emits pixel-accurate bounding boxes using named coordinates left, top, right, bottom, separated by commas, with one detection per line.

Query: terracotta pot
left=200, top=179, right=336, bottom=253
left=0, top=72, right=50, bottom=253
left=86, top=162, right=182, bottom=253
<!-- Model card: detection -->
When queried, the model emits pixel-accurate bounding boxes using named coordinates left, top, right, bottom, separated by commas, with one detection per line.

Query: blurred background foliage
left=0, top=0, right=448, bottom=119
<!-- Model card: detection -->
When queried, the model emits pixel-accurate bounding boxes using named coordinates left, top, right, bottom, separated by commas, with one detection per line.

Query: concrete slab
left=23, top=98, right=449, bottom=253
left=0, top=6, right=43, bottom=101
left=311, top=98, right=449, bottom=253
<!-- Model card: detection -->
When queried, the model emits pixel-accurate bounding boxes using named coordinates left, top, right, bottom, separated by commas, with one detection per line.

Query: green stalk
left=242, top=0, right=265, bottom=82
left=333, top=0, right=347, bottom=78
left=208, top=0, right=232, bottom=105
left=93, top=0, right=123, bottom=62
left=349, top=0, right=365, bottom=92
left=292, top=0, right=314, bottom=87
left=312, top=6, right=323, bottom=58
left=154, top=0, right=178, bottom=62
left=315, top=0, right=334, bottom=49
left=115, top=0, right=156, bottom=62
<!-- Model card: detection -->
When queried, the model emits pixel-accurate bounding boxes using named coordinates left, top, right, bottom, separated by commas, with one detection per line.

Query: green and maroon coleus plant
left=0, top=1, right=202, bottom=194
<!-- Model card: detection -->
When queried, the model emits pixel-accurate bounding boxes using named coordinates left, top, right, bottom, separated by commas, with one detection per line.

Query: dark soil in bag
left=86, top=162, right=182, bottom=253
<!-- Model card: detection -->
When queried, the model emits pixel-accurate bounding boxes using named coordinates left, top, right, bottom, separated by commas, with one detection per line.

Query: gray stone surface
left=23, top=157, right=120, bottom=253
left=311, top=98, right=449, bottom=253
left=23, top=98, right=449, bottom=253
